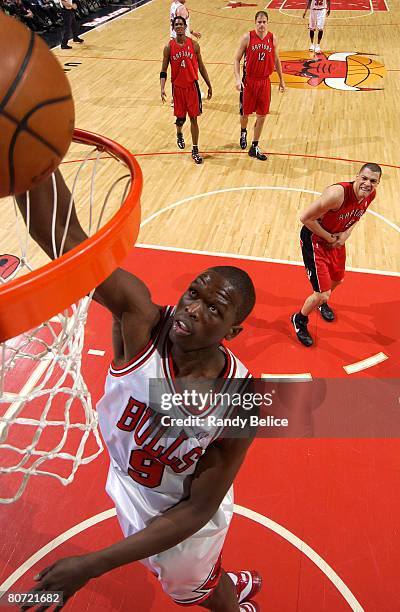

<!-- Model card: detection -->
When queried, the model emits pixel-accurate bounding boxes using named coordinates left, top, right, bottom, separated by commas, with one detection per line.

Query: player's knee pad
left=175, top=117, right=186, bottom=128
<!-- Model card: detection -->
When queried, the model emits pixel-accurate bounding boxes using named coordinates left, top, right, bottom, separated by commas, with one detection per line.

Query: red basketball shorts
left=173, top=81, right=202, bottom=119
left=240, top=77, right=271, bottom=116
left=300, top=226, right=346, bottom=293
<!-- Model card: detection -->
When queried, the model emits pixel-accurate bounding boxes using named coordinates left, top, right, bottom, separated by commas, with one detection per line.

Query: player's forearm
left=303, top=219, right=337, bottom=243
left=15, top=170, right=88, bottom=260
left=85, top=499, right=214, bottom=577
left=274, top=57, right=284, bottom=83
left=341, top=223, right=356, bottom=241
left=200, top=67, right=211, bottom=89
left=233, top=59, right=241, bottom=82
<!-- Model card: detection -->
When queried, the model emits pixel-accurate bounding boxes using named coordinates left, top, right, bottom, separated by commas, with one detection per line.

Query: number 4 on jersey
left=181, top=59, right=186, bottom=68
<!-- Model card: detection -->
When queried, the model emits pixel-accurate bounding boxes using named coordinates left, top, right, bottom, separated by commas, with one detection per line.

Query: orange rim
left=0, top=128, right=142, bottom=343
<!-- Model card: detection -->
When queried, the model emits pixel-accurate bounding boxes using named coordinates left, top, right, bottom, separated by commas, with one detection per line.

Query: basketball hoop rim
left=0, top=128, right=142, bottom=343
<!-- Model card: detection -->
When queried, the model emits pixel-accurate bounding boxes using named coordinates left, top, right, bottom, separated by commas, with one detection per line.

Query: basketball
left=0, top=13, right=75, bottom=198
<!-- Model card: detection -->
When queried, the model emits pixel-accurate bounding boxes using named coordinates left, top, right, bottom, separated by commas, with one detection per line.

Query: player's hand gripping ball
left=0, top=13, right=75, bottom=197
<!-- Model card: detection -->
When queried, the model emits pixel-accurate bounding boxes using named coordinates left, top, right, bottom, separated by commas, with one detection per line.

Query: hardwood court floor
left=51, top=0, right=400, bottom=273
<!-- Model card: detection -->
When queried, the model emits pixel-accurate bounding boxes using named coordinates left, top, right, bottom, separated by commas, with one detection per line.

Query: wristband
left=160, top=71, right=167, bottom=80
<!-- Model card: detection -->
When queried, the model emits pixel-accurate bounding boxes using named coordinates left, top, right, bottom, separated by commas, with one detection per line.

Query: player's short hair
left=359, top=163, right=382, bottom=177
left=173, top=15, right=186, bottom=27
left=255, top=10, right=268, bottom=20
left=208, top=266, right=256, bottom=324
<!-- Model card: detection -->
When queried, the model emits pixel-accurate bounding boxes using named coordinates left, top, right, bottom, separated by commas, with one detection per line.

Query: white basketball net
left=0, top=139, right=132, bottom=503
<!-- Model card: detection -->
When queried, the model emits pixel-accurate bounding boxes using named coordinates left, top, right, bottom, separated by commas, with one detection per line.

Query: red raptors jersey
left=169, top=37, right=198, bottom=87
left=244, top=30, right=275, bottom=80
left=320, top=182, right=376, bottom=234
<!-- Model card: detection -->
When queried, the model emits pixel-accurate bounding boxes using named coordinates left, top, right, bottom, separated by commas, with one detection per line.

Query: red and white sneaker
left=227, top=570, right=262, bottom=603
left=240, top=601, right=260, bottom=612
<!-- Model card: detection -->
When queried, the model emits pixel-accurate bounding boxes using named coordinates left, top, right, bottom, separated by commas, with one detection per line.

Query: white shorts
left=106, top=464, right=234, bottom=605
left=309, top=8, right=326, bottom=31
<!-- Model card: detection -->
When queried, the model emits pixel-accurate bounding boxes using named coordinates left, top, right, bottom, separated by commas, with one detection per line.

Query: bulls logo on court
left=271, top=51, right=385, bottom=90
left=0, top=254, right=20, bottom=282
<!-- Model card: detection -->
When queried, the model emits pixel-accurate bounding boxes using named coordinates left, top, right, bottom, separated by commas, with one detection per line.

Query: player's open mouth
left=172, top=319, right=192, bottom=335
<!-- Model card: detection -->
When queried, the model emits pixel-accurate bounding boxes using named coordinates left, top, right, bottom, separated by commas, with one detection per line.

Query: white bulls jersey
left=97, top=306, right=251, bottom=533
left=310, top=0, right=327, bottom=9
left=170, top=0, right=191, bottom=38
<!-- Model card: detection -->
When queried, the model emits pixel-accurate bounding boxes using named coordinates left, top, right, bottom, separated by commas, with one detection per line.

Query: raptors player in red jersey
left=291, top=163, right=382, bottom=347
left=234, top=11, right=285, bottom=161
left=161, top=16, right=212, bottom=165
left=18, top=169, right=262, bottom=611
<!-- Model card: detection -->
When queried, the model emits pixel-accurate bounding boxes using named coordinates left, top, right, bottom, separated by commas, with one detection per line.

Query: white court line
left=137, top=242, right=303, bottom=267
left=87, top=349, right=105, bottom=356
left=135, top=244, right=400, bottom=278
left=139, top=186, right=320, bottom=229
left=343, top=352, right=388, bottom=374
left=0, top=509, right=115, bottom=592
left=0, top=504, right=364, bottom=611
left=367, top=209, right=400, bottom=233
left=261, top=372, right=313, bottom=381
left=139, top=186, right=400, bottom=250
left=234, top=505, right=365, bottom=611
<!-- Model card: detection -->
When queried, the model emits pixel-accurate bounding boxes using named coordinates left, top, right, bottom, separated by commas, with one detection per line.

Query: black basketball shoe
left=192, top=149, right=203, bottom=164
left=73, top=37, right=84, bottom=43
left=248, top=144, right=267, bottom=161
left=318, top=303, right=335, bottom=322
left=177, top=133, right=185, bottom=149
left=291, top=313, right=313, bottom=347
left=240, top=130, right=247, bottom=149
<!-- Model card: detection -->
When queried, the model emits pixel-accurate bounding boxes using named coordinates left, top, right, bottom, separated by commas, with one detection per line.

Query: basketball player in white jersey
left=170, top=0, right=201, bottom=39
left=18, top=170, right=262, bottom=612
left=303, top=0, right=330, bottom=53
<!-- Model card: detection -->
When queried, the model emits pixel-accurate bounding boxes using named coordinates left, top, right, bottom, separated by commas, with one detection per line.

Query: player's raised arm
left=160, top=43, right=171, bottom=103
left=300, top=184, right=345, bottom=244
left=21, top=436, right=253, bottom=609
left=193, top=41, right=212, bottom=99
left=233, top=33, right=249, bottom=91
left=15, top=170, right=161, bottom=355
